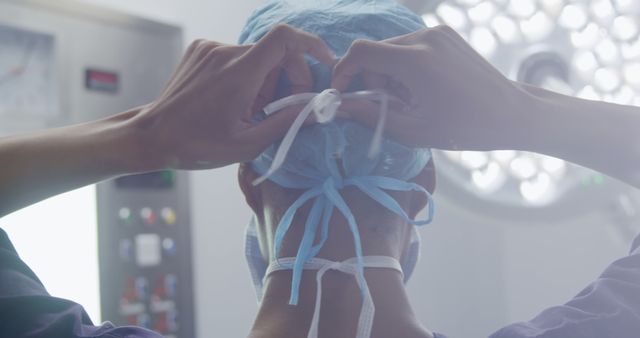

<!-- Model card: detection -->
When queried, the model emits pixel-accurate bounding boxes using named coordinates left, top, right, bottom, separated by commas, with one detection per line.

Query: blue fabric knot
left=272, top=171, right=435, bottom=306
left=325, top=175, right=345, bottom=190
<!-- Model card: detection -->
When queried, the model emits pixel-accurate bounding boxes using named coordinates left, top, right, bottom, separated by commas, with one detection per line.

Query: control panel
left=97, top=171, right=195, bottom=338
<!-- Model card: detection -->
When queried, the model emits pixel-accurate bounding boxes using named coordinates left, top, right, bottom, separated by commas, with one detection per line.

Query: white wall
left=75, top=2, right=639, bottom=338
left=0, top=186, right=100, bottom=322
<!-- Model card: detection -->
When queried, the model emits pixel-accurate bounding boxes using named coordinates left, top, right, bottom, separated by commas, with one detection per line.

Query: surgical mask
left=244, top=89, right=434, bottom=338
left=244, top=215, right=422, bottom=301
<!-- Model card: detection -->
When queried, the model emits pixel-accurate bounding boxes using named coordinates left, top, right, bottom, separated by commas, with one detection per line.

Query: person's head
left=237, top=0, right=435, bottom=303
left=238, top=133, right=436, bottom=262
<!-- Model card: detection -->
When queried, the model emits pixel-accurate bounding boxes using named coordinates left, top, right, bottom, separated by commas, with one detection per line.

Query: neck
left=248, top=264, right=432, bottom=338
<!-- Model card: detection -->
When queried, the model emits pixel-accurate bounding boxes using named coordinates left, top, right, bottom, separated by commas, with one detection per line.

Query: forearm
left=0, top=108, right=156, bottom=218
left=516, top=82, right=640, bottom=189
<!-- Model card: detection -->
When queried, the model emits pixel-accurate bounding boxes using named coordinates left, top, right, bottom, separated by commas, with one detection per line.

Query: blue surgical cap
left=240, top=0, right=433, bottom=306
left=239, top=0, right=427, bottom=98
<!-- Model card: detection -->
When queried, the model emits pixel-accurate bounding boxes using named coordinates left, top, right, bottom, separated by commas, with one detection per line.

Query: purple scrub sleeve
left=490, top=232, right=640, bottom=338
left=0, top=228, right=162, bottom=338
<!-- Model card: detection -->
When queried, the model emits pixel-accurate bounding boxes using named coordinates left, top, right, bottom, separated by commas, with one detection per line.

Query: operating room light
left=559, top=4, right=588, bottom=30
left=436, top=3, right=468, bottom=30
left=520, top=12, right=554, bottom=41
left=574, top=50, right=598, bottom=75
left=509, top=156, right=538, bottom=180
left=520, top=172, right=553, bottom=204
left=460, top=151, right=490, bottom=169
left=508, top=0, right=537, bottom=19
left=472, top=162, right=505, bottom=192
left=470, top=26, right=497, bottom=56
left=612, top=16, right=638, bottom=41
left=491, top=15, right=519, bottom=43
left=423, top=0, right=640, bottom=206
left=468, top=2, right=496, bottom=24
left=570, top=23, right=599, bottom=49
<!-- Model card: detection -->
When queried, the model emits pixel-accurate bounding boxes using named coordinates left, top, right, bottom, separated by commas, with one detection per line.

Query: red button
left=140, top=207, right=156, bottom=225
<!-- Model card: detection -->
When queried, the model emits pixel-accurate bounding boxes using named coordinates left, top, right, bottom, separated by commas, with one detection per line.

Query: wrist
left=103, top=107, right=165, bottom=174
left=507, top=81, right=560, bottom=153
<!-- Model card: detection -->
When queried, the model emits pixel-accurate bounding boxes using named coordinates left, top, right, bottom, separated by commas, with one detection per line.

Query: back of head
left=239, top=0, right=436, bottom=308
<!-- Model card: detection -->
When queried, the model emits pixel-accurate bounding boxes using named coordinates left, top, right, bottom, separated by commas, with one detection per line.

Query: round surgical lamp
left=403, top=0, right=640, bottom=220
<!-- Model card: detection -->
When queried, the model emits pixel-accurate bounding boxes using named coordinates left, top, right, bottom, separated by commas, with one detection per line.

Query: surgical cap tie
left=266, top=256, right=403, bottom=338
left=251, top=88, right=434, bottom=320
left=253, top=89, right=389, bottom=185
left=270, top=173, right=433, bottom=305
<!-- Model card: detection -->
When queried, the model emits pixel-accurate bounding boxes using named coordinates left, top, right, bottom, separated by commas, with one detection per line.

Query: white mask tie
left=265, top=256, right=403, bottom=338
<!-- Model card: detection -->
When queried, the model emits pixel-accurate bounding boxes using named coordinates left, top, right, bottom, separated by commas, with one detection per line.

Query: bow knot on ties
left=311, top=88, right=342, bottom=123
left=252, top=89, right=390, bottom=186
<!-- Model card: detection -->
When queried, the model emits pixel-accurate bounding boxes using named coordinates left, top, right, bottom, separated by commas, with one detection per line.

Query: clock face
left=0, top=24, right=57, bottom=116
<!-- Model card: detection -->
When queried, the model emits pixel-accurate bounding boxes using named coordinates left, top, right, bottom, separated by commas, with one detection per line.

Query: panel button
left=118, top=207, right=133, bottom=225
left=153, top=311, right=168, bottom=333
left=135, top=234, right=161, bottom=267
left=119, top=239, right=133, bottom=261
left=123, top=278, right=136, bottom=301
left=137, top=313, right=150, bottom=328
left=167, top=309, right=179, bottom=332
left=140, top=207, right=156, bottom=225
left=162, top=238, right=176, bottom=256
left=135, top=277, right=149, bottom=300
left=164, top=274, right=177, bottom=298
left=127, top=314, right=137, bottom=326
left=161, top=207, right=177, bottom=225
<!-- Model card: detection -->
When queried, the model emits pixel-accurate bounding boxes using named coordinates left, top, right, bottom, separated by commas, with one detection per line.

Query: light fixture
left=415, top=0, right=640, bottom=208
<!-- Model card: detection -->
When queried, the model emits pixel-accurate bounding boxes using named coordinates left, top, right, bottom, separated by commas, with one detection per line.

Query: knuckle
left=420, top=27, right=442, bottom=41
left=187, top=39, right=205, bottom=53
left=418, top=27, right=450, bottom=47
left=192, top=38, right=207, bottom=47
left=348, top=39, right=374, bottom=56
left=195, top=41, right=214, bottom=55
left=202, top=44, right=237, bottom=63
left=352, top=39, right=373, bottom=50
left=210, top=45, right=234, bottom=56
left=435, top=24, right=456, bottom=36
left=270, top=23, right=294, bottom=38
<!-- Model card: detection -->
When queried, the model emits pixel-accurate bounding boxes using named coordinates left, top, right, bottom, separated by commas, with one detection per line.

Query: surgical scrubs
left=489, top=232, right=640, bottom=338
left=435, top=233, right=640, bottom=338
left=0, top=228, right=161, bottom=338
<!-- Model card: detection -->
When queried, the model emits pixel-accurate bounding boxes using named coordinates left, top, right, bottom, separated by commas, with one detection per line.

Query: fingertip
left=284, top=54, right=313, bottom=94
left=309, top=39, right=336, bottom=65
left=331, top=58, right=358, bottom=92
left=311, top=47, right=336, bottom=66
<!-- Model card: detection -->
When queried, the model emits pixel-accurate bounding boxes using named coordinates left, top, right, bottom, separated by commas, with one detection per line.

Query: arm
left=0, top=24, right=334, bottom=218
left=517, top=82, right=640, bottom=189
left=0, top=109, right=147, bottom=218
left=332, top=25, right=640, bottom=189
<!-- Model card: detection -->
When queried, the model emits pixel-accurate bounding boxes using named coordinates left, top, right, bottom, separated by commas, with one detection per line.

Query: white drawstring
left=253, top=89, right=391, bottom=186
left=265, top=256, right=403, bottom=338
